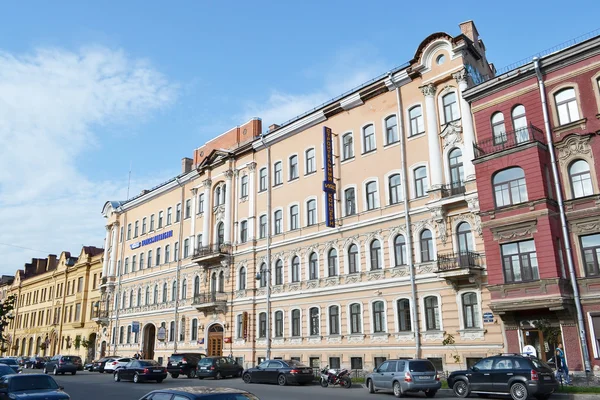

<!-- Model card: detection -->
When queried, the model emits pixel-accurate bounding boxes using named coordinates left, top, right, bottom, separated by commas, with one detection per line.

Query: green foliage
left=80, top=337, right=90, bottom=349
left=0, top=295, right=16, bottom=346
left=533, top=319, right=561, bottom=344
left=442, top=333, right=461, bottom=365
left=74, top=335, right=81, bottom=349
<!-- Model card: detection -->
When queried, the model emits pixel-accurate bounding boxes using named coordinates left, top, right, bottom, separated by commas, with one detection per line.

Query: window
left=273, top=162, right=282, bottom=186
left=491, top=112, right=506, bottom=144
left=373, top=301, right=385, bottom=333
left=449, top=148, right=464, bottom=188
left=156, top=247, right=161, bottom=265
left=350, top=303, right=362, bottom=333
left=162, top=283, right=167, bottom=302
left=174, top=241, right=179, bottom=261
left=329, top=305, right=340, bottom=335
left=214, top=186, right=222, bottom=206
left=291, top=256, right=300, bottom=282
left=194, top=276, right=200, bottom=296
left=171, top=281, right=177, bottom=301
left=145, top=287, right=150, bottom=305
left=351, top=357, right=363, bottom=370
left=275, top=260, right=283, bottom=285
left=240, top=175, right=248, bottom=197
left=127, top=223, right=131, bottom=240
left=134, top=221, right=139, bottom=238
left=158, top=211, right=163, bottom=228
left=198, top=194, right=204, bottom=213
left=259, top=263, right=267, bottom=288
left=385, top=115, right=398, bottom=144
left=342, top=133, right=354, bottom=160
left=210, top=272, right=217, bottom=293
left=169, top=321, right=175, bottom=342
left=569, top=160, right=593, bottom=198
left=259, top=215, right=267, bottom=239
left=366, top=181, right=378, bottom=210
left=124, top=258, right=129, bottom=274
left=348, top=244, right=359, bottom=274
left=185, top=199, right=191, bottom=218
left=183, top=239, right=190, bottom=258
left=275, top=311, right=283, bottom=337
left=397, top=299, right=411, bottom=331
left=274, top=210, right=283, bottom=234
left=394, top=235, right=407, bottom=266
left=166, top=207, right=172, bottom=225
left=442, top=92, right=459, bottom=122
left=150, top=214, right=155, bottom=231
left=142, top=217, right=147, bottom=234
left=493, top=167, right=528, bottom=207
left=329, top=357, right=341, bottom=369
left=291, top=309, right=301, bottom=336
left=370, top=240, right=382, bottom=270
left=309, top=307, right=319, bottom=335
left=409, top=106, right=425, bottom=136
left=236, top=314, right=244, bottom=339
left=327, top=248, right=337, bottom=277
left=154, top=285, right=159, bottom=304
left=130, top=290, right=134, bottom=307
left=363, top=124, right=376, bottom=153
left=306, top=148, right=316, bottom=174
left=290, top=205, right=299, bottom=230
left=581, top=234, right=600, bottom=277
left=289, top=156, right=298, bottom=180
left=191, top=319, right=198, bottom=341
left=258, top=312, right=266, bottom=338
left=414, top=167, right=428, bottom=198
left=420, top=229, right=434, bottom=262
left=216, top=222, right=224, bottom=246
left=389, top=174, right=402, bottom=204
left=240, top=221, right=248, bottom=243
left=164, top=245, right=170, bottom=263
left=181, top=279, right=187, bottom=299
left=239, top=267, right=246, bottom=290
left=175, top=203, right=181, bottom=222
left=147, top=250, right=152, bottom=268
left=555, top=88, right=580, bottom=125
left=309, top=252, right=318, bottom=280
left=424, top=296, right=440, bottom=330
left=436, top=54, right=445, bottom=64
left=457, top=222, right=473, bottom=253
left=462, top=292, right=480, bottom=329
left=345, top=188, right=356, bottom=216
left=137, top=289, right=142, bottom=306
left=512, top=105, right=529, bottom=142
left=259, top=168, right=267, bottom=192
left=501, top=239, right=539, bottom=282
left=197, top=234, right=202, bottom=249
left=307, top=199, right=317, bottom=226
left=120, top=226, right=124, bottom=242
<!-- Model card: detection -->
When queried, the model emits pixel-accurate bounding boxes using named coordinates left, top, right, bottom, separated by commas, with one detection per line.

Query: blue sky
left=0, top=0, right=598, bottom=274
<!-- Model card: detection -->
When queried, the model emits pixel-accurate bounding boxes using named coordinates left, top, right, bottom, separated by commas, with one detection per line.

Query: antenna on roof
left=126, top=161, right=132, bottom=199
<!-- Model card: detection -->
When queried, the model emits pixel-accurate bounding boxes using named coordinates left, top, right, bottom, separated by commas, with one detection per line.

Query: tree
left=0, top=295, right=16, bottom=348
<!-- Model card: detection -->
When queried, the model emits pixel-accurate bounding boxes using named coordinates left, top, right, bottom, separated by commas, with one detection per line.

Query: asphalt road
left=24, top=369, right=458, bottom=400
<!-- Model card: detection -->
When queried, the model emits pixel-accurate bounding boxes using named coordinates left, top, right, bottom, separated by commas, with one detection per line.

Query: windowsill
left=553, top=117, right=587, bottom=134
left=407, top=132, right=425, bottom=141
left=384, top=141, right=400, bottom=148
left=304, top=171, right=316, bottom=177
left=273, top=183, right=283, bottom=188
left=258, top=189, right=267, bottom=194
left=288, top=177, right=299, bottom=183
left=184, top=216, right=191, bottom=220
left=340, top=156, right=355, bottom=164
left=361, top=149, right=377, bottom=156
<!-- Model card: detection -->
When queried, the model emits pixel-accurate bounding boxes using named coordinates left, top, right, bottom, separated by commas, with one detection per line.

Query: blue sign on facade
left=322, top=126, right=336, bottom=228
left=130, top=230, right=173, bottom=250
left=132, top=321, right=140, bottom=333
left=483, top=312, right=494, bottom=323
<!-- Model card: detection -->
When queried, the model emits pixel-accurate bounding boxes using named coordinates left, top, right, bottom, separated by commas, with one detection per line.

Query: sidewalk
left=435, top=389, right=599, bottom=400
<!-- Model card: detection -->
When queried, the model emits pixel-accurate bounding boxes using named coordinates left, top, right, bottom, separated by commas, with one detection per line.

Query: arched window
left=424, top=296, right=440, bottom=331
left=275, top=260, right=283, bottom=285
left=291, top=309, right=301, bottom=337
left=181, top=279, right=187, bottom=299
left=274, top=311, right=284, bottom=337
left=180, top=318, right=186, bottom=341
left=349, top=303, right=362, bottom=334
left=397, top=299, right=411, bottom=331
left=145, top=287, right=150, bottom=305
left=239, top=267, right=246, bottom=290
left=394, top=235, right=407, bottom=266
left=289, top=205, right=299, bottom=230
left=127, top=325, right=132, bottom=343
left=442, top=92, right=459, bottom=122
left=569, top=159, right=593, bottom=198
left=388, top=174, right=402, bottom=204
left=457, top=222, right=473, bottom=253
left=169, top=321, right=175, bottom=342
left=171, top=281, right=177, bottom=301
left=372, top=301, right=386, bottom=333
left=137, top=288, right=142, bottom=307
left=348, top=244, right=359, bottom=274
left=493, top=167, right=528, bottom=207
left=121, top=292, right=126, bottom=309
left=191, top=319, right=198, bottom=341
left=512, top=105, right=529, bottom=142
left=344, top=187, right=356, bottom=216
left=259, top=168, right=267, bottom=192
left=462, top=292, right=480, bottom=329
left=305, top=148, right=316, bottom=174
left=409, top=106, right=424, bottom=136
left=370, top=240, right=381, bottom=270
left=291, top=256, right=300, bottom=283
left=385, top=115, right=398, bottom=144
left=153, top=285, right=159, bottom=304
left=327, top=248, right=338, bottom=277
left=555, top=88, right=580, bottom=125
left=214, top=186, right=221, bottom=206
left=363, top=124, right=376, bottom=152
left=194, top=276, right=200, bottom=296
left=309, top=307, right=320, bottom=335
left=342, top=133, right=354, bottom=160
left=449, top=148, right=464, bottom=191
left=420, top=230, right=434, bottom=262
left=491, top=112, right=506, bottom=144
left=366, top=181, right=378, bottom=210
left=217, top=222, right=224, bottom=246
left=414, top=167, right=428, bottom=198
left=289, top=155, right=298, bottom=180
left=218, top=271, right=224, bottom=293
left=129, top=290, right=134, bottom=307
left=274, top=161, right=282, bottom=185
left=162, top=283, right=167, bottom=302
left=211, top=272, right=217, bottom=294
left=307, top=199, right=317, bottom=226
left=274, top=210, right=282, bottom=234
left=309, top=252, right=318, bottom=280
left=328, top=305, right=340, bottom=335
left=260, top=263, right=267, bottom=287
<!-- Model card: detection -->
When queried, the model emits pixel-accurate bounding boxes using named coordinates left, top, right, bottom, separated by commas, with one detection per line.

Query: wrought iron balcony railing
left=192, top=292, right=227, bottom=306
left=436, top=251, right=483, bottom=272
left=192, top=243, right=232, bottom=259
left=91, top=310, right=109, bottom=320
left=441, top=181, right=466, bottom=198
left=473, top=124, right=545, bottom=159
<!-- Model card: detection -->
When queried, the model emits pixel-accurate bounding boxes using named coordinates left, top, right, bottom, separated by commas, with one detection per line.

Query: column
left=224, top=170, right=233, bottom=244
left=421, top=84, right=443, bottom=189
left=190, top=188, right=197, bottom=252
left=247, top=162, right=256, bottom=240
left=453, top=68, right=476, bottom=181
left=201, top=179, right=212, bottom=247
left=108, top=224, right=118, bottom=277
left=101, top=226, right=110, bottom=277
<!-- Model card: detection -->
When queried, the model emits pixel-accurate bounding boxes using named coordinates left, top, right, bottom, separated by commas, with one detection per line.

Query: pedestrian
left=555, top=343, right=571, bottom=385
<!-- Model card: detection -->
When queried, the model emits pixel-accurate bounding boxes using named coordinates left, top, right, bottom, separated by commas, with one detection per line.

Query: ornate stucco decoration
left=420, top=83, right=437, bottom=97
left=440, top=122, right=463, bottom=151
left=570, top=220, right=600, bottom=234
left=491, top=220, right=538, bottom=241
left=429, top=206, right=448, bottom=244
left=555, top=134, right=592, bottom=166
left=213, top=204, right=225, bottom=220
left=390, top=266, right=410, bottom=278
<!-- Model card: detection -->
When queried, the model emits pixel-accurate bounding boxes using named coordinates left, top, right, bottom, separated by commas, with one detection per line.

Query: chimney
left=459, top=20, right=479, bottom=43
left=47, top=254, right=57, bottom=271
left=268, top=124, right=280, bottom=132
left=182, top=157, right=193, bottom=174
left=140, top=189, right=150, bottom=196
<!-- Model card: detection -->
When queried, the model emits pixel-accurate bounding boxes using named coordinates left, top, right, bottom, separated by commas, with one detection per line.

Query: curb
left=357, top=386, right=598, bottom=399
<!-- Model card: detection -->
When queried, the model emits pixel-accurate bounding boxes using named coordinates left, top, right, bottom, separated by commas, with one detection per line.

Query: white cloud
left=0, top=46, right=177, bottom=274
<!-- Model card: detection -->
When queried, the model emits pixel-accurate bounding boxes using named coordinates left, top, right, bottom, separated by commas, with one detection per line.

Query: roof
left=82, top=246, right=104, bottom=257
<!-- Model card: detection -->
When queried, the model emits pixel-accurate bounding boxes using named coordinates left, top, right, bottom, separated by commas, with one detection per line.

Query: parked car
left=84, top=362, right=94, bottom=371
left=43, top=355, right=82, bottom=375
left=15, top=357, right=27, bottom=368
left=24, top=357, right=46, bottom=369
left=104, top=357, right=132, bottom=373
left=197, top=357, right=243, bottom=380
left=0, top=358, right=22, bottom=374
left=0, top=365, right=16, bottom=377
left=167, top=352, right=206, bottom=379
left=448, top=354, right=558, bottom=400
left=366, top=359, right=441, bottom=398
left=114, top=359, right=167, bottom=383
left=92, top=356, right=120, bottom=373
left=0, top=373, right=70, bottom=399
left=242, top=359, right=313, bottom=386
left=139, top=387, right=260, bottom=399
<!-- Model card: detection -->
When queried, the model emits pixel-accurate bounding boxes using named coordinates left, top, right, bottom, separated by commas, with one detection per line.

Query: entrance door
left=208, top=325, right=223, bottom=357
left=524, top=329, right=545, bottom=361
left=143, top=324, right=156, bottom=360
left=88, top=333, right=97, bottom=362
left=100, top=341, right=107, bottom=358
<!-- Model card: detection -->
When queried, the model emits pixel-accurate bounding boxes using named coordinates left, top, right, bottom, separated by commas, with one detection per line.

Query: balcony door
left=457, top=222, right=473, bottom=267
left=449, top=148, right=464, bottom=190
left=216, top=222, right=224, bottom=247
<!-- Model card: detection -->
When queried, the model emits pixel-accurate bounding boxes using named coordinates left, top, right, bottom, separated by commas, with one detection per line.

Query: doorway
left=88, top=333, right=97, bottom=362
left=207, top=324, right=223, bottom=357
left=143, top=324, right=156, bottom=360
left=523, top=329, right=556, bottom=362
left=100, top=341, right=107, bottom=358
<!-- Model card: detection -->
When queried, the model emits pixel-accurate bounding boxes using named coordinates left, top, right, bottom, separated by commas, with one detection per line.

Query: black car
left=43, top=355, right=81, bottom=375
left=114, top=359, right=167, bottom=383
left=0, top=373, right=70, bottom=399
left=0, top=359, right=21, bottom=375
left=84, top=362, right=94, bottom=371
left=242, top=359, right=313, bottom=386
left=167, top=353, right=206, bottom=379
left=448, top=354, right=558, bottom=400
left=0, top=365, right=16, bottom=377
left=139, top=387, right=260, bottom=399
left=24, top=357, right=46, bottom=369
left=92, top=356, right=120, bottom=373
left=197, top=357, right=244, bottom=380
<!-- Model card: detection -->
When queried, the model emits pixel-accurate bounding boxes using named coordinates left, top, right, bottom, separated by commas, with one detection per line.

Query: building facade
left=4, top=247, right=104, bottom=362
left=101, top=21, right=505, bottom=372
left=464, top=35, right=600, bottom=372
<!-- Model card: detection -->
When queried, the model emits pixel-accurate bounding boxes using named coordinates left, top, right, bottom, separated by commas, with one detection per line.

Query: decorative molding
left=202, top=179, right=212, bottom=188
left=234, top=290, right=247, bottom=299
left=394, top=332, right=415, bottom=342
left=366, top=270, right=385, bottom=281
left=420, top=84, right=437, bottom=97
left=570, top=220, right=600, bottom=235
left=370, top=333, right=390, bottom=343
left=417, top=263, right=436, bottom=274
left=305, top=280, right=319, bottom=290
left=440, top=122, right=463, bottom=151
left=452, top=68, right=468, bottom=85
left=233, top=338, right=246, bottom=346
left=555, top=134, right=592, bottom=165
left=340, top=93, right=364, bottom=111
left=428, top=206, right=447, bottom=244
left=347, top=334, right=365, bottom=344
left=390, top=266, right=410, bottom=278
left=272, top=338, right=285, bottom=346
left=324, top=276, right=340, bottom=287
left=459, top=329, right=485, bottom=341
left=307, top=336, right=322, bottom=344
left=289, top=337, right=303, bottom=345
left=491, top=219, right=538, bottom=241
left=248, top=162, right=257, bottom=172
left=224, top=170, right=234, bottom=179
left=256, top=338, right=266, bottom=346
left=344, top=273, right=361, bottom=284
left=286, top=283, right=301, bottom=292
left=326, top=335, right=343, bottom=344
left=422, top=331, right=444, bottom=341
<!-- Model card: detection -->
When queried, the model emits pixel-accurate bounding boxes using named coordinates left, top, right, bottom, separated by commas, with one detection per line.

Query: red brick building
left=464, top=35, right=600, bottom=372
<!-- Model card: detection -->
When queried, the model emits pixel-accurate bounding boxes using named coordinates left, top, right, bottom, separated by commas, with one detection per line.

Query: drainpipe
left=112, top=208, right=127, bottom=355
left=259, top=135, right=272, bottom=361
left=173, top=177, right=186, bottom=355
left=533, top=57, right=591, bottom=372
left=390, top=72, right=421, bottom=358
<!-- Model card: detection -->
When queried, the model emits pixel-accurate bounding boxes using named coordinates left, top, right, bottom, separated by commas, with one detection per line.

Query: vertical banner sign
left=322, top=126, right=336, bottom=228
left=242, top=311, right=248, bottom=339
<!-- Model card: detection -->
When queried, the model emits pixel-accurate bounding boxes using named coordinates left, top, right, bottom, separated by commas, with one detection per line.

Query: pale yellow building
left=101, top=21, right=505, bottom=372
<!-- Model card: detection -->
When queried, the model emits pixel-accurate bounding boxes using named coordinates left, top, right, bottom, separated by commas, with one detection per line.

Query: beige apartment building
left=3, top=247, right=104, bottom=363
left=100, top=21, right=505, bottom=372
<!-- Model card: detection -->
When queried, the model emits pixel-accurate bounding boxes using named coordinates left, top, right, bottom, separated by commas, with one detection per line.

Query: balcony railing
left=192, top=292, right=227, bottom=306
left=441, top=182, right=466, bottom=198
left=91, top=310, right=109, bottom=319
left=436, top=251, right=483, bottom=272
left=192, top=243, right=232, bottom=259
left=473, top=124, right=545, bottom=159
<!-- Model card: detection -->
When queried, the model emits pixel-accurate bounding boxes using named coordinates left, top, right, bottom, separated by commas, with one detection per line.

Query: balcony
left=473, top=124, right=545, bottom=160
left=193, top=292, right=227, bottom=315
left=192, top=243, right=232, bottom=265
left=441, top=181, right=466, bottom=198
left=435, top=251, right=483, bottom=288
left=91, top=310, right=109, bottom=326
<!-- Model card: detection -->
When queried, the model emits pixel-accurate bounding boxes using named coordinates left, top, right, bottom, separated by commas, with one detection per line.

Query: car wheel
left=71, top=371, right=76, bottom=375
left=188, top=369, right=196, bottom=379
left=156, top=379, right=163, bottom=383
left=53, top=366, right=59, bottom=376
left=277, top=374, right=287, bottom=386
left=114, top=373, right=120, bottom=382
left=198, top=377, right=204, bottom=380
left=215, top=371, right=222, bottom=380
left=171, top=373, right=179, bottom=379
left=425, top=390, right=437, bottom=398
left=367, top=378, right=375, bottom=393
left=133, top=373, right=140, bottom=383
left=510, top=382, right=528, bottom=400
left=393, top=381, right=404, bottom=398
left=43, top=368, right=48, bottom=374
left=237, top=370, right=243, bottom=377
left=242, top=373, right=252, bottom=384
left=454, top=380, right=470, bottom=398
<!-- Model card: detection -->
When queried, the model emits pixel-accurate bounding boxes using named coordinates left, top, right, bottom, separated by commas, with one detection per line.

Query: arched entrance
left=207, top=324, right=223, bottom=357
left=27, top=337, right=33, bottom=356
left=142, top=324, right=156, bottom=360
left=100, top=341, right=107, bottom=358
left=88, top=333, right=97, bottom=362
left=20, top=338, right=26, bottom=356
left=35, top=337, right=41, bottom=355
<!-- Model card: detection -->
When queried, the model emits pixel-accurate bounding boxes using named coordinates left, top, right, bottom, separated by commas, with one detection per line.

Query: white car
left=104, top=357, right=132, bottom=373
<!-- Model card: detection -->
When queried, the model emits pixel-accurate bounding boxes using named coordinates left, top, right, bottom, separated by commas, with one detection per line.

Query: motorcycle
left=320, top=365, right=352, bottom=388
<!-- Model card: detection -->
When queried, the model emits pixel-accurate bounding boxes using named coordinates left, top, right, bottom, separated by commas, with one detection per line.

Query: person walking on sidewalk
left=555, top=343, right=571, bottom=384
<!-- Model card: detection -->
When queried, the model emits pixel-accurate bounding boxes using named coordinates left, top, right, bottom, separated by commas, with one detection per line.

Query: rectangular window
left=345, top=188, right=356, bottom=216
left=329, top=357, right=341, bottom=369
left=351, top=357, right=363, bottom=370
left=185, top=199, right=191, bottom=219
left=77, top=277, right=83, bottom=292
left=127, top=224, right=132, bottom=240
left=274, top=162, right=282, bottom=186
left=342, top=133, right=354, bottom=160
left=156, top=247, right=161, bottom=265
left=240, top=221, right=248, bottom=243
left=75, top=303, right=81, bottom=321
left=134, top=221, right=139, bottom=238
left=501, top=240, right=540, bottom=283
left=184, top=239, right=190, bottom=258
left=147, top=250, right=152, bottom=268
left=274, top=210, right=282, bottom=234
left=409, top=106, right=425, bottom=136
left=198, top=194, right=204, bottom=213
left=289, top=156, right=298, bottom=180
left=259, top=215, right=267, bottom=239
left=443, top=92, right=459, bottom=122
left=363, top=125, right=375, bottom=153
left=158, top=211, right=163, bottom=228
left=196, top=234, right=202, bottom=250
left=385, top=115, right=398, bottom=144
left=290, top=205, right=299, bottom=230
left=259, top=168, right=267, bottom=192
left=292, top=310, right=301, bottom=337
left=167, top=207, right=173, bottom=225
left=150, top=214, right=155, bottom=231
left=119, top=226, right=124, bottom=242
left=237, top=314, right=244, bottom=339
left=307, top=200, right=317, bottom=226
left=241, top=175, right=249, bottom=197
left=174, top=242, right=179, bottom=261
left=275, top=312, right=283, bottom=337
left=580, top=234, right=600, bottom=277
left=306, top=149, right=316, bottom=174
left=175, top=203, right=181, bottom=222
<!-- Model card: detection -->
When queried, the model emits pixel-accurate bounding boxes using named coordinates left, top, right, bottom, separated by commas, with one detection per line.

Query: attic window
left=436, top=54, right=445, bottom=65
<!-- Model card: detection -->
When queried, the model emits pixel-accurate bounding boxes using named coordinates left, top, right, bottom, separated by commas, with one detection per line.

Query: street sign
left=483, top=312, right=494, bottom=323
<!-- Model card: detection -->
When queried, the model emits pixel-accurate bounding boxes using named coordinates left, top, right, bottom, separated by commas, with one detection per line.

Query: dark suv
left=166, top=353, right=206, bottom=379
left=43, top=355, right=82, bottom=375
left=448, top=354, right=558, bottom=400
left=197, top=357, right=243, bottom=380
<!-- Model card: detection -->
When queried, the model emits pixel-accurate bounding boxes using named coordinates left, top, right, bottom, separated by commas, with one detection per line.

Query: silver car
left=366, top=359, right=441, bottom=398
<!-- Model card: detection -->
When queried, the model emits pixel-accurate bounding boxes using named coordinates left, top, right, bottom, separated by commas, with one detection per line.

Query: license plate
left=419, top=376, right=432, bottom=380
left=543, top=376, right=550, bottom=381
left=153, top=370, right=162, bottom=373
left=200, top=366, right=207, bottom=370
left=302, top=369, right=310, bottom=373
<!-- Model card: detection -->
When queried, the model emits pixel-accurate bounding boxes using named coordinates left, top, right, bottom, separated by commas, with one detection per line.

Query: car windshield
left=199, top=358, right=214, bottom=366
left=530, top=358, right=551, bottom=370
left=170, top=355, right=184, bottom=363
left=139, top=361, right=160, bottom=367
left=285, top=360, right=308, bottom=368
left=0, top=366, right=14, bottom=376
left=409, top=361, right=435, bottom=372
left=0, top=360, right=17, bottom=366
left=10, top=376, right=59, bottom=392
